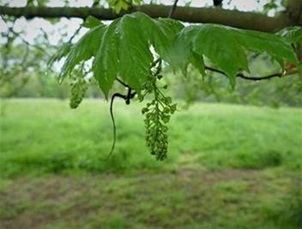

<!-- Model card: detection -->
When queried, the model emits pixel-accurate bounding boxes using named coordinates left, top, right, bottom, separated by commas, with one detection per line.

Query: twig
left=205, top=66, right=285, bottom=81
left=168, top=0, right=179, bottom=18
left=237, top=72, right=283, bottom=81
left=68, top=25, right=82, bottom=44
left=116, top=77, right=130, bottom=88
left=104, top=94, right=117, bottom=161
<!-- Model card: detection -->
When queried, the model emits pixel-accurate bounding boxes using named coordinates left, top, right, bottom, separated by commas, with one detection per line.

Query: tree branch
left=236, top=72, right=283, bottom=81
left=0, top=5, right=300, bottom=32
left=205, top=66, right=292, bottom=81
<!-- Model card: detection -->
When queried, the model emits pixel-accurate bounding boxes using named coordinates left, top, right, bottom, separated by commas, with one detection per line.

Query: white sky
left=0, top=0, right=274, bottom=45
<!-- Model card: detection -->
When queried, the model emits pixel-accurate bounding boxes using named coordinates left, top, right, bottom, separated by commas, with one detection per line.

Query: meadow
left=0, top=99, right=301, bottom=229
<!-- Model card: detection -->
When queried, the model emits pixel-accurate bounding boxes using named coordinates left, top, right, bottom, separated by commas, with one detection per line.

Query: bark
left=0, top=4, right=301, bottom=32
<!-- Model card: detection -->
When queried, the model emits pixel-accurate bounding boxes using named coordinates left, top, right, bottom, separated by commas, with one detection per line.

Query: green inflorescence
left=70, top=77, right=87, bottom=109
left=141, top=62, right=177, bottom=160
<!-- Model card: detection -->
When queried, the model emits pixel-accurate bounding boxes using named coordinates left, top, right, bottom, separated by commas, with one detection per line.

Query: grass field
left=0, top=99, right=302, bottom=229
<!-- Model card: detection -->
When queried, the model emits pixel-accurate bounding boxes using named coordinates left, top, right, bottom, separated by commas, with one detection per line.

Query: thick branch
left=0, top=5, right=300, bottom=32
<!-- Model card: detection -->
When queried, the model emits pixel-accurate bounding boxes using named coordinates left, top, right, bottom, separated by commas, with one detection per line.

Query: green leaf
left=94, top=19, right=120, bottom=99
left=48, top=43, right=72, bottom=67
left=114, top=1, right=129, bottom=14
left=177, top=25, right=248, bottom=85
left=277, top=26, right=302, bottom=45
left=82, top=16, right=101, bottom=28
left=118, top=15, right=154, bottom=93
left=170, top=24, right=299, bottom=86
left=106, top=0, right=130, bottom=14
left=60, top=23, right=106, bottom=80
left=59, top=12, right=183, bottom=98
left=190, top=51, right=206, bottom=76
left=58, top=14, right=299, bottom=99
left=237, top=28, right=298, bottom=68
left=93, top=12, right=183, bottom=98
left=194, top=25, right=248, bottom=85
left=153, top=18, right=184, bottom=60
left=165, top=26, right=195, bottom=75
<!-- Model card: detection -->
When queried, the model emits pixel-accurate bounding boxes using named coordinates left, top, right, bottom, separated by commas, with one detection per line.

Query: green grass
left=0, top=99, right=302, bottom=229
left=1, top=99, right=301, bottom=177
